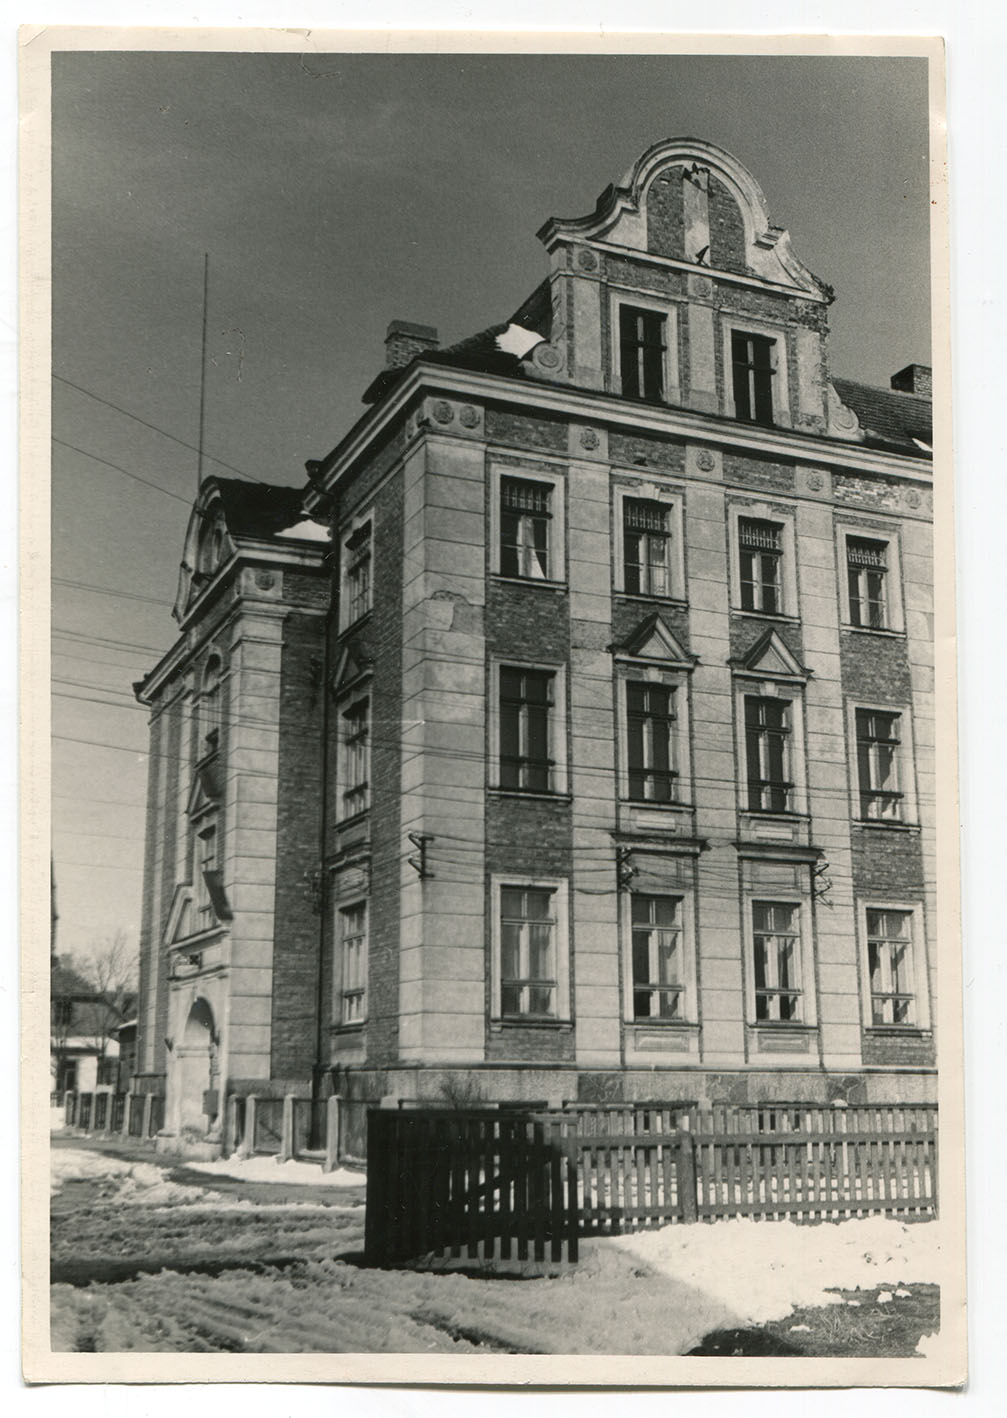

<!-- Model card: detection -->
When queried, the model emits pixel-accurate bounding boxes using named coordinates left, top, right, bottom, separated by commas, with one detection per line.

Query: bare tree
left=73, top=930, right=139, bottom=1082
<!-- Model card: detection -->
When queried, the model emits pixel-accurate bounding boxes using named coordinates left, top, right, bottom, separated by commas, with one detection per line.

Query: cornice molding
left=303, top=362, right=933, bottom=512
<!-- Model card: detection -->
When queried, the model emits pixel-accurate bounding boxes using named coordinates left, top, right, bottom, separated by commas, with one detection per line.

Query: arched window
left=200, top=655, right=222, bottom=755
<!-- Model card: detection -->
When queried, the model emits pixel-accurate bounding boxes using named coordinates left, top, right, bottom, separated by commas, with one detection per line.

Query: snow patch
left=275, top=518, right=330, bottom=543
left=595, top=1216, right=941, bottom=1326
left=495, top=324, right=545, bottom=359
left=184, top=1154, right=365, bottom=1188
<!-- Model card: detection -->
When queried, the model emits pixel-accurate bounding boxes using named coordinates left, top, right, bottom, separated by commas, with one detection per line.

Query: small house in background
left=132, top=138, right=935, bottom=1156
left=50, top=957, right=134, bottom=1098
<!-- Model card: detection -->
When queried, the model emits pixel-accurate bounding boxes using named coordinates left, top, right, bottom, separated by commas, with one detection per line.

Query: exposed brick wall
left=723, top=452, right=796, bottom=493
left=340, top=427, right=406, bottom=513
left=361, top=471, right=405, bottom=1066
left=861, top=1031, right=935, bottom=1067
left=485, top=405, right=568, bottom=451
left=718, top=285, right=794, bottom=324
left=832, top=473, right=905, bottom=513
left=605, top=256, right=685, bottom=298
left=611, top=598, right=691, bottom=654
left=646, top=168, right=685, bottom=258
left=485, top=581, right=571, bottom=662
left=486, top=1026, right=575, bottom=1063
left=850, top=825, right=926, bottom=894
left=609, top=431, right=686, bottom=471
left=707, top=175, right=747, bottom=274
left=729, top=613, right=805, bottom=665
left=269, top=608, right=326, bottom=1080
left=839, top=630, right=914, bottom=702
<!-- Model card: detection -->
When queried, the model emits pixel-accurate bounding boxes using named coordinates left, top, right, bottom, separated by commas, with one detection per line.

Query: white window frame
left=615, top=664, right=693, bottom=807
left=721, top=317, right=791, bottom=427
left=193, top=819, right=218, bottom=932
left=836, top=523, right=906, bottom=633
left=735, top=677, right=808, bottom=817
left=489, top=658, right=568, bottom=795
left=490, top=874, right=571, bottom=1022
left=847, top=700, right=918, bottom=826
left=489, top=463, right=566, bottom=584
left=743, top=893, right=817, bottom=1027
left=622, top=888, right=697, bottom=1024
left=337, top=690, right=371, bottom=821
left=339, top=507, right=375, bottom=630
left=610, top=292, right=682, bottom=405
left=727, top=502, right=799, bottom=618
left=612, top=484, right=686, bottom=599
left=857, top=899, right=930, bottom=1030
left=336, top=898, right=368, bottom=1025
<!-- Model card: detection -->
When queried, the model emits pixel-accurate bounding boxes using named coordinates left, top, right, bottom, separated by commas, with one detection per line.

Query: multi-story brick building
left=135, top=138, right=935, bottom=1151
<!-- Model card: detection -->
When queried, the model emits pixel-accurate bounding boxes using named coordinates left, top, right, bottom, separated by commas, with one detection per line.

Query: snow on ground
left=185, top=1154, right=364, bottom=1188
left=50, top=1147, right=363, bottom=1208
left=594, top=1214, right=941, bottom=1326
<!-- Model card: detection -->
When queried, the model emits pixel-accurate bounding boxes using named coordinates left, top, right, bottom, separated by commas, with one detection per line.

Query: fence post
left=323, top=1095, right=341, bottom=1173
left=121, top=1094, right=131, bottom=1137
left=141, top=1093, right=154, bottom=1140
left=63, top=1091, right=74, bottom=1127
left=223, top=1095, right=238, bottom=1156
left=104, top=1093, right=115, bottom=1135
left=678, top=1134, right=698, bottom=1223
left=240, top=1096, right=256, bottom=1158
left=279, top=1094, right=295, bottom=1162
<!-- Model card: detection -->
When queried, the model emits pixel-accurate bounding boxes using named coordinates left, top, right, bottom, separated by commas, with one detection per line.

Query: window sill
left=489, top=788, right=572, bottom=803
left=739, top=809, right=810, bottom=822
left=842, top=624, right=906, bottom=639
left=330, top=1021, right=366, bottom=1036
left=623, top=797, right=690, bottom=811
left=627, top=1018, right=699, bottom=1031
left=490, top=574, right=567, bottom=592
left=863, top=1025, right=930, bottom=1038
left=614, top=592, right=689, bottom=610
left=337, top=808, right=370, bottom=829
left=338, top=610, right=373, bottom=636
left=748, top=1021, right=817, bottom=1031
left=491, top=1018, right=573, bottom=1032
left=853, top=820, right=920, bottom=833
left=731, top=609, right=801, bottom=625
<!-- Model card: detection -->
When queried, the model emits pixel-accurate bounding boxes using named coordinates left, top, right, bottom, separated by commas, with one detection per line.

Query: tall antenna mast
left=196, top=252, right=210, bottom=491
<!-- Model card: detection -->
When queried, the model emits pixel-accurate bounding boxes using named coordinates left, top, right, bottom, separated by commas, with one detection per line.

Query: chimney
left=384, top=320, right=439, bottom=369
left=890, top=363, right=932, bottom=398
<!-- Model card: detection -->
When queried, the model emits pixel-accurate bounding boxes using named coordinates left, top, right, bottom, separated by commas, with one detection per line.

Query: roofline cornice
left=136, top=545, right=329, bottom=703
left=302, top=362, right=933, bottom=511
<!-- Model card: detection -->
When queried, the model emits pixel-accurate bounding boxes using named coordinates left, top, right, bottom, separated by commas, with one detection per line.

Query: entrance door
left=178, top=997, right=215, bottom=1132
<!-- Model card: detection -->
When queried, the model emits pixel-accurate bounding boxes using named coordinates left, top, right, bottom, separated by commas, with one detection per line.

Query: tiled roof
left=833, top=378, right=932, bottom=456
left=209, top=478, right=317, bottom=540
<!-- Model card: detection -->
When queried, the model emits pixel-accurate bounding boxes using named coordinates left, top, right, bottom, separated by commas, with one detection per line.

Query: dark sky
left=50, top=50, right=932, bottom=952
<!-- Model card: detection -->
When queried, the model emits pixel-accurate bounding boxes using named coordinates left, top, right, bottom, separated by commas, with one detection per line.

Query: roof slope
left=834, top=379, right=932, bottom=456
left=210, top=478, right=312, bottom=540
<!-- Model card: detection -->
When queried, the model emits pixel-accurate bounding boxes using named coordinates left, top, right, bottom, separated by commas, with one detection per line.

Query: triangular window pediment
left=187, top=761, right=223, bottom=819
left=734, top=628, right=809, bottom=680
left=331, top=644, right=373, bottom=695
left=163, top=884, right=195, bottom=947
left=616, top=613, right=694, bottom=668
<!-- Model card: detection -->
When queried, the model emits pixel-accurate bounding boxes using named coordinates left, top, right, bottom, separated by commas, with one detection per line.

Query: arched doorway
left=178, top=997, right=216, bottom=1132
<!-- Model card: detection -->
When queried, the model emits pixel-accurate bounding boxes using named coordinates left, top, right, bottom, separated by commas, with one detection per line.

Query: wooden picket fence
left=364, top=1101, right=938, bottom=1269
left=691, top=1104, right=938, bottom=1222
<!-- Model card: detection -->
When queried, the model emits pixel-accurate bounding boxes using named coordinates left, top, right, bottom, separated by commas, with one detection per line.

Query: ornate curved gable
left=538, top=137, right=830, bottom=298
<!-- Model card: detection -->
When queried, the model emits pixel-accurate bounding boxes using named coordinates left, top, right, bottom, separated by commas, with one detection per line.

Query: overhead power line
left=52, top=437, right=196, bottom=508
left=53, top=372, right=275, bottom=487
